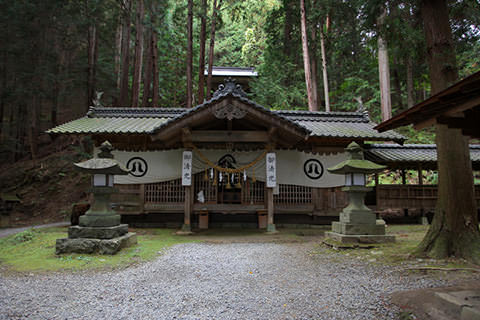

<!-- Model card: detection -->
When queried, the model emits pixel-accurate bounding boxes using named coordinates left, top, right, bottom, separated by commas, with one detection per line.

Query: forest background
left=0, top=0, right=479, bottom=163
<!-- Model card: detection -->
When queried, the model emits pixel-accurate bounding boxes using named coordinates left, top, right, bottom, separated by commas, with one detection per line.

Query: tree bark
left=132, top=0, right=144, bottom=108
left=119, top=0, right=131, bottom=106
left=320, top=28, right=330, bottom=112
left=300, top=0, right=316, bottom=111
left=142, top=26, right=152, bottom=107
left=414, top=0, right=480, bottom=264
left=310, top=14, right=318, bottom=111
left=377, top=5, right=391, bottom=121
left=151, top=22, right=159, bottom=107
left=115, top=19, right=123, bottom=97
left=406, top=56, right=415, bottom=108
left=87, top=23, right=98, bottom=110
left=186, top=0, right=193, bottom=108
left=197, top=0, right=207, bottom=103
left=206, top=0, right=222, bottom=100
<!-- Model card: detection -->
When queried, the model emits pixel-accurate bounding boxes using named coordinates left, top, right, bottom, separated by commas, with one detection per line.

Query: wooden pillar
left=401, top=169, right=407, bottom=185
left=418, top=165, right=423, bottom=185
left=266, top=187, right=276, bottom=232
left=374, top=173, right=379, bottom=186
left=183, top=185, right=192, bottom=230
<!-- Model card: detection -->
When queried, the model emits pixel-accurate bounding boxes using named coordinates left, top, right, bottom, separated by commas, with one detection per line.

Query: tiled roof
left=48, top=116, right=169, bottom=134
left=47, top=81, right=405, bottom=143
left=365, top=144, right=480, bottom=163
left=204, top=66, right=258, bottom=77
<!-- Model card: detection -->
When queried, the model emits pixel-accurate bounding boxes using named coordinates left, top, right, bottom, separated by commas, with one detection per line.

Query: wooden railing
left=144, top=179, right=184, bottom=203
left=376, top=184, right=480, bottom=210
left=274, top=184, right=312, bottom=205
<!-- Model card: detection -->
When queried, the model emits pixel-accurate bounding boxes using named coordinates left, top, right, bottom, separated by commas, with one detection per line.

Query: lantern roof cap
left=74, top=158, right=129, bottom=175
left=74, top=140, right=129, bottom=175
left=328, top=142, right=386, bottom=174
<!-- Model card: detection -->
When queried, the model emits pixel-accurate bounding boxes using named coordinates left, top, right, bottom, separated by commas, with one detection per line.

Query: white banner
left=181, top=151, right=193, bottom=186
left=105, top=148, right=347, bottom=188
left=266, top=153, right=277, bottom=188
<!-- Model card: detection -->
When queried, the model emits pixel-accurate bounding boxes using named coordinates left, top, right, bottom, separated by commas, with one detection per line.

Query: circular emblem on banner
left=303, top=159, right=324, bottom=180
left=126, top=157, right=148, bottom=177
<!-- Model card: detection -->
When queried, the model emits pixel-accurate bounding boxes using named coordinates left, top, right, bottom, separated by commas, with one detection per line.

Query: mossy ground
left=1, top=225, right=477, bottom=275
left=0, top=227, right=197, bottom=273
left=320, top=225, right=480, bottom=271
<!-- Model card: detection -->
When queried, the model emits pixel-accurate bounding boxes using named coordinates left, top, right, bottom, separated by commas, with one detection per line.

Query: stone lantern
left=325, top=142, right=395, bottom=243
left=56, top=141, right=137, bottom=255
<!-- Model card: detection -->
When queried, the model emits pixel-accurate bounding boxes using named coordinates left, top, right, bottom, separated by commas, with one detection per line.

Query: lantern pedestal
left=55, top=141, right=137, bottom=255
left=326, top=142, right=395, bottom=244
left=326, top=186, right=395, bottom=244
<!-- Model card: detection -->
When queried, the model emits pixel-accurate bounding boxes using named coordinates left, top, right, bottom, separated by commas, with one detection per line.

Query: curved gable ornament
left=212, top=104, right=247, bottom=120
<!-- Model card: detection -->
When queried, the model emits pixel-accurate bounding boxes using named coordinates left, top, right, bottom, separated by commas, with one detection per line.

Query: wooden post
left=139, top=183, right=145, bottom=213
left=418, top=165, right=423, bottom=185
left=401, top=169, right=407, bottom=185
left=180, top=185, right=193, bottom=233
left=374, top=173, right=379, bottom=186
left=266, top=187, right=276, bottom=232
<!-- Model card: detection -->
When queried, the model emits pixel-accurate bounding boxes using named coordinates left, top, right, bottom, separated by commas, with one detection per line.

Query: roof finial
left=212, top=78, right=247, bottom=98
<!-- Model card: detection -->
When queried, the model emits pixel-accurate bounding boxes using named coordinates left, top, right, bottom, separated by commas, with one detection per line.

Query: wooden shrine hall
left=48, top=79, right=479, bottom=229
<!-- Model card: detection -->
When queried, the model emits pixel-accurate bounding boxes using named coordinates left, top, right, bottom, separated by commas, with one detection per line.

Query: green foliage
left=10, top=229, right=36, bottom=245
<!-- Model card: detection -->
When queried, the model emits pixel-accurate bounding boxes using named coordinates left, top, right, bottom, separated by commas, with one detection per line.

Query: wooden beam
left=190, top=130, right=269, bottom=142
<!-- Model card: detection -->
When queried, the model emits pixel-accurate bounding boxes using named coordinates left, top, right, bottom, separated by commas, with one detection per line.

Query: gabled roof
left=48, top=81, right=405, bottom=143
left=375, top=71, right=480, bottom=138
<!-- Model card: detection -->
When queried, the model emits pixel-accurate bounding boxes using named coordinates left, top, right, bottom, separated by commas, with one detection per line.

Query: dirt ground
left=0, top=137, right=90, bottom=227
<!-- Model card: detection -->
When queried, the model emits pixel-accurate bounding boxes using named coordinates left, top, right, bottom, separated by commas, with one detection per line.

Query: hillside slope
left=0, top=138, right=90, bottom=227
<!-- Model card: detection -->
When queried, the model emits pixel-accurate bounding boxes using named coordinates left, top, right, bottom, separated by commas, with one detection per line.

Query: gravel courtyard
left=0, top=242, right=453, bottom=320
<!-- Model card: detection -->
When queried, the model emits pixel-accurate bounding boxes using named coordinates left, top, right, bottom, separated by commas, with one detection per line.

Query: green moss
left=318, top=225, right=478, bottom=269
left=0, top=228, right=196, bottom=273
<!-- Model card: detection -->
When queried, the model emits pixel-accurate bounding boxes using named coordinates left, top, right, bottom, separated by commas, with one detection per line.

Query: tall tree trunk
left=283, top=0, right=293, bottom=58
left=392, top=61, right=403, bottom=111
left=197, top=0, right=207, bottom=103
left=186, top=0, right=193, bottom=108
left=151, top=21, right=159, bottom=107
left=119, top=0, right=131, bottom=106
left=320, top=28, right=330, bottom=112
left=115, top=19, right=123, bottom=98
left=414, top=0, right=480, bottom=264
left=142, top=26, right=152, bottom=107
left=0, top=49, right=5, bottom=142
left=132, top=0, right=144, bottom=108
left=87, top=23, right=98, bottom=110
left=310, top=16, right=318, bottom=111
left=300, top=0, right=316, bottom=111
left=406, top=56, right=415, bottom=108
left=206, top=0, right=222, bottom=100
left=377, top=4, right=391, bottom=121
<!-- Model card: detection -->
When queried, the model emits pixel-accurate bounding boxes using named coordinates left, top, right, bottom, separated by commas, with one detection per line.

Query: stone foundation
left=56, top=232, right=137, bottom=255
left=325, top=231, right=395, bottom=244
left=68, top=224, right=128, bottom=239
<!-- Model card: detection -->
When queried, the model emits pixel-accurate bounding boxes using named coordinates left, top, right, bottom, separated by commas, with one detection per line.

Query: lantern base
left=68, top=224, right=128, bottom=239
left=56, top=232, right=137, bottom=255
left=325, top=231, right=395, bottom=244
left=332, top=220, right=386, bottom=235
left=79, top=213, right=121, bottom=227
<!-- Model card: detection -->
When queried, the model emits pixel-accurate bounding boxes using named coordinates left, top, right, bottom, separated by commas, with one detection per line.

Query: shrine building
left=48, top=78, right=480, bottom=230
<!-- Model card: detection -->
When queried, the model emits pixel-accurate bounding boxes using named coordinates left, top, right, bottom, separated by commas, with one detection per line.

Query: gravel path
left=0, top=222, right=69, bottom=238
left=0, top=242, right=451, bottom=320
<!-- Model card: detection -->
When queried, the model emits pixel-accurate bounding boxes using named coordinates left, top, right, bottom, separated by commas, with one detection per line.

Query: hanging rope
left=187, top=143, right=269, bottom=174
